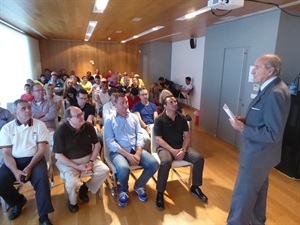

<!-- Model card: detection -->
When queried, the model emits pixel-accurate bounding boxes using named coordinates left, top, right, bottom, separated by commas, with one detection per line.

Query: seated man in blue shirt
left=132, top=88, right=158, bottom=151
left=104, top=93, right=159, bottom=207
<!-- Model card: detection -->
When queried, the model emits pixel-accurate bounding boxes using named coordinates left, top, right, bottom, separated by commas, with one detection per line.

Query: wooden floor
left=1, top=107, right=299, bottom=225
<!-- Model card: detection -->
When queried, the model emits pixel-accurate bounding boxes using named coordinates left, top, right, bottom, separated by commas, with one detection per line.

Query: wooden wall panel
left=39, top=40, right=141, bottom=77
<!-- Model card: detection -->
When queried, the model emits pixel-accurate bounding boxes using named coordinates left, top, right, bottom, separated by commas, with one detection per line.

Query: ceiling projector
left=208, top=0, right=244, bottom=10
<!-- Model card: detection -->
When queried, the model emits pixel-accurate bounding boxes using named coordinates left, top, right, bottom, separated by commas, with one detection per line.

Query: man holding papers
left=226, top=54, right=291, bottom=225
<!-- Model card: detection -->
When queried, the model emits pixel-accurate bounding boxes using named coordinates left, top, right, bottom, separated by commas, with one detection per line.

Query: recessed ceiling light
left=121, top=26, right=164, bottom=43
left=93, top=0, right=110, bottom=13
left=84, top=21, right=98, bottom=42
left=115, top=31, right=122, bottom=33
left=176, top=7, right=211, bottom=21
left=132, top=18, right=142, bottom=22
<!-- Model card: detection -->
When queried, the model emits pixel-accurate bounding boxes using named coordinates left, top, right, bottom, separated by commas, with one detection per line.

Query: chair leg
left=172, top=168, right=190, bottom=188
left=98, top=184, right=103, bottom=199
left=188, top=165, right=193, bottom=187
left=0, top=196, right=9, bottom=212
left=104, top=173, right=118, bottom=197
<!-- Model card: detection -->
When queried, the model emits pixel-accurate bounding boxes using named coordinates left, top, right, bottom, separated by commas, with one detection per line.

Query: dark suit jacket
left=240, top=77, right=291, bottom=168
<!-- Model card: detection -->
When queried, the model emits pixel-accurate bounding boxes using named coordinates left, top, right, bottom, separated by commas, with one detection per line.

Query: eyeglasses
left=70, top=111, right=85, bottom=118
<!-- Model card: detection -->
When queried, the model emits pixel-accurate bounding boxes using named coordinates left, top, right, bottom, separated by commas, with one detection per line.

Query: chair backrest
left=150, top=124, right=159, bottom=153
left=6, top=102, right=14, bottom=113
left=45, top=131, right=54, bottom=169
left=102, top=127, right=117, bottom=174
left=187, top=87, right=193, bottom=96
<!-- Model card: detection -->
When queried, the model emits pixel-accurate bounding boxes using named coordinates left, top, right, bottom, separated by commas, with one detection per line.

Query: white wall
left=0, top=24, right=41, bottom=108
left=171, top=38, right=205, bottom=109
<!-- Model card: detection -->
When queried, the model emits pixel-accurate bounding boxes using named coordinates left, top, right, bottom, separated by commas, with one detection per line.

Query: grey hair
left=12, top=99, right=28, bottom=112
left=262, top=54, right=282, bottom=77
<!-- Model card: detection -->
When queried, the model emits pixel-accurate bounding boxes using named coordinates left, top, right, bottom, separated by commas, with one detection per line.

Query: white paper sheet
left=223, top=104, right=235, bottom=120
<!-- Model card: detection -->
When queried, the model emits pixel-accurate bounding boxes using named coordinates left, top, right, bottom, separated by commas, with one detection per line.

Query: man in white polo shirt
left=0, top=99, right=54, bottom=225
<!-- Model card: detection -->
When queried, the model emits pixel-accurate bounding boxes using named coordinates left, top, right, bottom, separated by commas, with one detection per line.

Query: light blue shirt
left=104, top=112, right=144, bottom=153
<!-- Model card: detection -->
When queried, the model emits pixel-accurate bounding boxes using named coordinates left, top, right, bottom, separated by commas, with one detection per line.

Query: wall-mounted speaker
left=190, top=38, right=196, bottom=49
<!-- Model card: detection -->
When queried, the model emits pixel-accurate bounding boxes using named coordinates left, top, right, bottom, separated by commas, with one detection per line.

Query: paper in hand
left=223, top=104, right=235, bottom=120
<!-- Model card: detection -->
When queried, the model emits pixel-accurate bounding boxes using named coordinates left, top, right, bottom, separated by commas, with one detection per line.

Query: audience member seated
left=131, top=77, right=141, bottom=90
left=94, top=80, right=110, bottom=118
left=30, top=84, right=58, bottom=132
left=104, top=70, right=113, bottom=80
left=44, top=72, right=64, bottom=97
left=20, top=84, right=34, bottom=102
left=132, top=88, right=158, bottom=151
left=64, top=78, right=78, bottom=108
left=158, top=76, right=180, bottom=97
left=158, top=89, right=183, bottom=115
left=26, top=78, right=44, bottom=87
left=43, top=68, right=52, bottom=82
left=127, top=88, right=140, bottom=111
left=53, top=106, right=109, bottom=213
left=44, top=84, right=63, bottom=124
left=133, top=74, right=145, bottom=88
left=38, top=74, right=49, bottom=85
left=154, top=95, right=208, bottom=210
left=178, top=76, right=193, bottom=99
left=92, top=75, right=101, bottom=97
left=70, top=74, right=83, bottom=91
left=92, top=69, right=102, bottom=79
left=80, top=75, right=93, bottom=95
left=104, top=93, right=159, bottom=207
left=0, top=99, right=54, bottom=225
left=118, top=75, right=131, bottom=95
left=102, top=88, right=118, bottom=122
left=74, top=89, right=95, bottom=124
left=58, top=68, right=69, bottom=81
left=108, top=73, right=122, bottom=89
left=0, top=107, right=14, bottom=130
left=149, top=82, right=161, bottom=106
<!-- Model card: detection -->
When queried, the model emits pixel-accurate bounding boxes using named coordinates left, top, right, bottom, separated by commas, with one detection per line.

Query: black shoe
left=39, top=218, right=53, bottom=225
left=191, top=186, right=208, bottom=202
left=68, top=202, right=79, bottom=213
left=79, top=182, right=89, bottom=202
left=8, top=195, right=27, bottom=220
left=156, top=192, right=164, bottom=210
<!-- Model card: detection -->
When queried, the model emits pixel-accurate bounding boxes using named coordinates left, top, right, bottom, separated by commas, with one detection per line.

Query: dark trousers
left=0, top=157, right=54, bottom=217
left=156, top=147, right=204, bottom=192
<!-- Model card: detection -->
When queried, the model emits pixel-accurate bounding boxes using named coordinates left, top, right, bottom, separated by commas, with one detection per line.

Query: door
left=217, top=47, right=249, bottom=147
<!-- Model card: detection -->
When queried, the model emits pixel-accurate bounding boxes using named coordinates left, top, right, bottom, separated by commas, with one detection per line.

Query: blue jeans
left=110, top=150, right=159, bottom=192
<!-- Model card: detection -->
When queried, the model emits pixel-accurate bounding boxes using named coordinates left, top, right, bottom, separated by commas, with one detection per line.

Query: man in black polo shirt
left=53, top=106, right=109, bottom=213
left=74, top=89, right=95, bottom=124
left=153, top=95, right=208, bottom=210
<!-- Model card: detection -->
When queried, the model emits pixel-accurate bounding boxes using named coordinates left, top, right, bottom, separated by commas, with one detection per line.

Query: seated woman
left=149, top=82, right=161, bottom=106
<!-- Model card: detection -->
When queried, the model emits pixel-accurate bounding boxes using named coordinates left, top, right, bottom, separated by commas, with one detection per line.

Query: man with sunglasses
left=52, top=106, right=109, bottom=213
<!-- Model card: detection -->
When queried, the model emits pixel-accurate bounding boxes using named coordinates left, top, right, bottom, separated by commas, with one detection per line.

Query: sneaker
left=190, top=186, right=208, bottom=202
left=118, top=191, right=129, bottom=207
left=134, top=187, right=148, bottom=202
